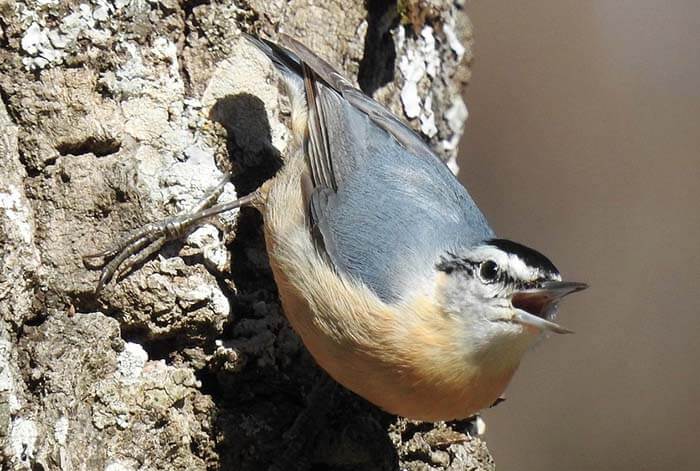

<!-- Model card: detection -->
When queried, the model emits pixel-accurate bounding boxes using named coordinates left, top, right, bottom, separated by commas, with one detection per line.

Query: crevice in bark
left=120, top=325, right=189, bottom=362
left=183, top=0, right=211, bottom=18
left=181, top=0, right=211, bottom=94
left=56, top=136, right=121, bottom=158
left=0, top=85, right=18, bottom=123
left=358, top=0, right=399, bottom=95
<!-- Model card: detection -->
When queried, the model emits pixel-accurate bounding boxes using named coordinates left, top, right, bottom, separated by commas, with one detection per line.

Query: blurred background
left=459, top=1, right=700, bottom=469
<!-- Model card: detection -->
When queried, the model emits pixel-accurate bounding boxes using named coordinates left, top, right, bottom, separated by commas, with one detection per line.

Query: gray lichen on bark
left=0, top=0, right=493, bottom=469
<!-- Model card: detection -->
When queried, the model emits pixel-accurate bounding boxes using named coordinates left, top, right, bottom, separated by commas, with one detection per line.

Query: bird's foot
left=84, top=174, right=257, bottom=294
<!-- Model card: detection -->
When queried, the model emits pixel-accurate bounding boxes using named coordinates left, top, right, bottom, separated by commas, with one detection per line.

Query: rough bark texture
left=0, top=0, right=494, bottom=469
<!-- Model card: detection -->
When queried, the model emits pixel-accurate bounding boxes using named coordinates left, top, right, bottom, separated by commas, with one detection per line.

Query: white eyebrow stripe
left=461, top=246, right=561, bottom=283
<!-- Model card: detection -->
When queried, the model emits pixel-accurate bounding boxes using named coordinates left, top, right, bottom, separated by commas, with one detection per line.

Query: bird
left=85, top=33, right=587, bottom=421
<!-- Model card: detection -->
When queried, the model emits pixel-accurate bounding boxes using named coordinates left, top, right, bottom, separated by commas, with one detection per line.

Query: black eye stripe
left=437, top=253, right=554, bottom=288
left=436, top=253, right=474, bottom=275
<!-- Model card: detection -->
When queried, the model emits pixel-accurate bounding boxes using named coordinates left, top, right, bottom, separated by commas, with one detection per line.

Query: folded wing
left=246, top=34, right=494, bottom=303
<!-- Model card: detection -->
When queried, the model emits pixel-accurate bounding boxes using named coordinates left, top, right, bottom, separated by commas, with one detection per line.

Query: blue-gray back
left=246, top=34, right=494, bottom=302
left=313, top=100, right=493, bottom=302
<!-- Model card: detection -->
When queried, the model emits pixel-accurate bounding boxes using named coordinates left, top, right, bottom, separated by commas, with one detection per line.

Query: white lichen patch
left=122, top=97, right=171, bottom=142
left=103, top=42, right=148, bottom=98
left=394, top=15, right=471, bottom=162
left=20, top=21, right=48, bottom=55
left=443, top=22, right=466, bottom=61
left=53, top=416, right=69, bottom=445
left=117, top=342, right=148, bottom=385
left=113, top=0, right=131, bottom=10
left=105, top=461, right=137, bottom=471
left=0, top=185, right=34, bottom=246
left=151, top=36, right=181, bottom=84
left=186, top=225, right=231, bottom=275
left=398, top=26, right=442, bottom=135
left=440, top=99, right=469, bottom=156
left=108, top=37, right=184, bottom=101
left=174, top=279, right=230, bottom=320
left=10, top=417, right=38, bottom=464
left=160, top=145, right=236, bottom=219
left=472, top=415, right=486, bottom=436
left=18, top=1, right=116, bottom=70
left=92, top=395, right=130, bottom=430
left=398, top=49, right=425, bottom=119
left=419, top=94, right=438, bottom=137
left=420, top=27, right=441, bottom=79
left=0, top=339, right=21, bottom=414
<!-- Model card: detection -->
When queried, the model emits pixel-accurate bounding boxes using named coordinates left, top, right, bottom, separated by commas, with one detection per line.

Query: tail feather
left=242, top=33, right=302, bottom=82
left=244, top=32, right=437, bottom=161
left=243, top=33, right=308, bottom=144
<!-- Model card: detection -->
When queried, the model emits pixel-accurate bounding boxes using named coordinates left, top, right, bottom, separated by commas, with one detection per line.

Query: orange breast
left=265, top=230, right=517, bottom=420
left=259, top=161, right=522, bottom=421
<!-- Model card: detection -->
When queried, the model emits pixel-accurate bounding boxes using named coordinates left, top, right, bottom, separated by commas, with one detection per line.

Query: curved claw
left=95, top=268, right=113, bottom=296
left=84, top=174, right=253, bottom=294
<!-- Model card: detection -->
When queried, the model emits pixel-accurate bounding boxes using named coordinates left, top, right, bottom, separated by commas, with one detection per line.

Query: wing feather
left=279, top=34, right=441, bottom=165
left=302, top=64, right=336, bottom=190
left=245, top=33, right=494, bottom=302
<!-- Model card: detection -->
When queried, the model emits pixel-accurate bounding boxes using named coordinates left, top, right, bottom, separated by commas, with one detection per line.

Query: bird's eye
left=479, top=260, right=499, bottom=283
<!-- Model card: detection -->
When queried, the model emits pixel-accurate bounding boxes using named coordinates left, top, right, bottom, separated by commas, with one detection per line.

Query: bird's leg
left=88, top=233, right=165, bottom=293
left=84, top=174, right=259, bottom=294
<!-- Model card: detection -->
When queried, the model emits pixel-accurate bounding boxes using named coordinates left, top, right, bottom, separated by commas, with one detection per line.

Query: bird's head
left=434, top=239, right=587, bottom=348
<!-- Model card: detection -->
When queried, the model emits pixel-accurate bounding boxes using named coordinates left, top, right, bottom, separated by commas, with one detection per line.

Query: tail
left=242, top=33, right=303, bottom=84
left=243, top=33, right=309, bottom=144
left=243, top=33, right=436, bottom=160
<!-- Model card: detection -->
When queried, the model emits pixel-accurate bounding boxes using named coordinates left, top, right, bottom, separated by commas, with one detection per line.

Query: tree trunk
left=0, top=0, right=493, bottom=469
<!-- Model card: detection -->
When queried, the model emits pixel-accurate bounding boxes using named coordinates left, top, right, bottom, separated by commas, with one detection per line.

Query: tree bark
left=0, top=0, right=494, bottom=469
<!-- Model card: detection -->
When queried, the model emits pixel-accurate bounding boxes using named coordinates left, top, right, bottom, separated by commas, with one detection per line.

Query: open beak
left=510, top=281, right=588, bottom=334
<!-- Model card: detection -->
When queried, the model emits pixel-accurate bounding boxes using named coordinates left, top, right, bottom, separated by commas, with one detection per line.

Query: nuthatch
left=87, top=34, right=587, bottom=421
